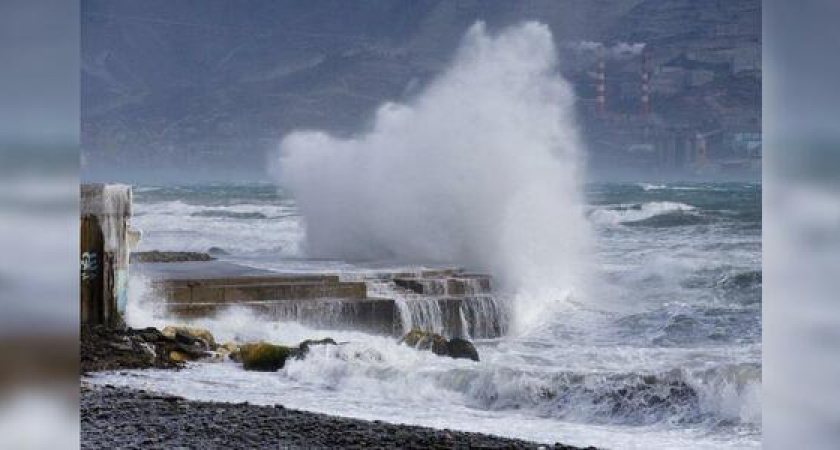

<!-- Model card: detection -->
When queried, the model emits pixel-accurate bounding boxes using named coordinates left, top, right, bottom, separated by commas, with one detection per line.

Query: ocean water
left=90, top=182, right=761, bottom=449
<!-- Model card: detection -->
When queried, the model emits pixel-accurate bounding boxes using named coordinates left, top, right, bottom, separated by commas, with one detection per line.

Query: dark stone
left=173, top=330, right=200, bottom=347
left=297, top=338, right=337, bottom=355
left=399, top=329, right=480, bottom=361
left=172, top=342, right=211, bottom=360
left=106, top=342, right=134, bottom=353
left=81, top=325, right=185, bottom=374
left=446, top=338, right=480, bottom=361
left=393, top=278, right=425, bottom=294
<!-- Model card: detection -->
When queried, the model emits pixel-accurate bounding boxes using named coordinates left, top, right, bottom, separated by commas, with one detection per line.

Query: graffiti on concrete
left=81, top=252, right=99, bottom=281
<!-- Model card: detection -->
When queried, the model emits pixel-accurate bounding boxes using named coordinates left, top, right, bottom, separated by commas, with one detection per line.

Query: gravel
left=81, top=384, right=594, bottom=449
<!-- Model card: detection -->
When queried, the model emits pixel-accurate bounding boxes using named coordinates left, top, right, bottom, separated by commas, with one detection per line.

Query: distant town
left=568, top=37, right=760, bottom=179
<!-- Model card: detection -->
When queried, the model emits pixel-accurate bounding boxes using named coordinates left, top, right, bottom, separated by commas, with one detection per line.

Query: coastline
left=81, top=325, right=594, bottom=449
left=81, top=383, right=592, bottom=449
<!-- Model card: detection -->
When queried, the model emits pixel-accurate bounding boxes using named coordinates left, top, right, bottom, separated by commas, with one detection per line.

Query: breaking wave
left=589, top=202, right=699, bottom=226
left=134, top=200, right=296, bottom=219
left=623, top=211, right=711, bottom=228
left=638, top=183, right=667, bottom=191
left=190, top=210, right=270, bottom=219
left=282, top=342, right=760, bottom=427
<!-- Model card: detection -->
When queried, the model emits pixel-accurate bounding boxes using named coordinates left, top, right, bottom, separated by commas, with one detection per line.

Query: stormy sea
left=88, top=181, right=761, bottom=449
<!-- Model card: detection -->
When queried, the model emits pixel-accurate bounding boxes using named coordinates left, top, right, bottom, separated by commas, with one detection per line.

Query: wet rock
left=446, top=338, right=479, bottom=361
left=393, top=278, right=425, bottom=294
left=399, top=329, right=479, bottom=361
left=240, top=342, right=297, bottom=372
left=162, top=326, right=217, bottom=350
left=136, top=327, right=166, bottom=343
left=137, top=342, right=157, bottom=361
left=81, top=325, right=185, bottom=373
left=169, top=350, right=189, bottom=363
left=106, top=342, right=134, bottom=353
left=233, top=338, right=340, bottom=368
left=297, top=338, right=337, bottom=355
left=400, top=329, right=448, bottom=356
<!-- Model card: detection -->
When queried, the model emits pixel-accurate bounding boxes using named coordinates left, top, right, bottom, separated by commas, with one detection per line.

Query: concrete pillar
left=80, top=184, right=132, bottom=326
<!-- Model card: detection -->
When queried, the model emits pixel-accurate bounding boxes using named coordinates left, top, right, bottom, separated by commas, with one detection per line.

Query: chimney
left=641, top=52, right=651, bottom=115
left=596, top=60, right=606, bottom=115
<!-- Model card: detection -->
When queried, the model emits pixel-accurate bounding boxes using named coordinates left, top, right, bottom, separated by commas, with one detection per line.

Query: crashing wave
left=588, top=202, right=699, bottom=226
left=623, top=211, right=711, bottom=227
left=638, top=183, right=667, bottom=191
left=284, top=343, right=760, bottom=427
left=190, top=210, right=270, bottom=219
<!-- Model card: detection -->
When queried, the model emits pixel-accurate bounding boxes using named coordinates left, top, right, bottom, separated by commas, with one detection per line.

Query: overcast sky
left=0, top=0, right=79, bottom=143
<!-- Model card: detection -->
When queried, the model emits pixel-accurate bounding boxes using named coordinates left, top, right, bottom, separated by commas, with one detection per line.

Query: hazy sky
left=0, top=0, right=79, bottom=143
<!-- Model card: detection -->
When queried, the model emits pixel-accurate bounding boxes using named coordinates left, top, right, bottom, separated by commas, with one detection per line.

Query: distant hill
left=82, top=0, right=760, bottom=182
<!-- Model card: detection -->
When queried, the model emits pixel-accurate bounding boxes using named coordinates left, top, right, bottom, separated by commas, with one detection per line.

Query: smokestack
left=596, top=60, right=606, bottom=115
left=641, top=52, right=651, bottom=116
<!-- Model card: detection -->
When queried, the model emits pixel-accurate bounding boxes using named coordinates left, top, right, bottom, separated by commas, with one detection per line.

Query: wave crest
left=285, top=343, right=760, bottom=427
left=589, top=202, right=699, bottom=226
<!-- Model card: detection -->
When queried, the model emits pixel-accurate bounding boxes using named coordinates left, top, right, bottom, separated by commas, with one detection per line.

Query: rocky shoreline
left=82, top=384, right=592, bottom=449
left=81, top=325, right=594, bottom=449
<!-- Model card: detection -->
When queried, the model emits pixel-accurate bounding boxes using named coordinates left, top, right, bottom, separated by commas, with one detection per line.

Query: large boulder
left=399, top=329, right=448, bottom=356
left=240, top=342, right=297, bottom=372
left=399, top=329, right=478, bottom=361
left=233, top=338, right=339, bottom=369
left=446, top=338, right=479, bottom=362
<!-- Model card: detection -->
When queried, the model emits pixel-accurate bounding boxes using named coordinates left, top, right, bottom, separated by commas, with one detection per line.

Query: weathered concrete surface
left=134, top=261, right=276, bottom=280
left=137, top=261, right=390, bottom=334
left=136, top=261, right=503, bottom=338
left=165, top=298, right=400, bottom=336
left=130, top=251, right=215, bottom=263
left=144, top=263, right=366, bottom=305
left=394, top=275, right=491, bottom=296
left=81, top=184, right=133, bottom=326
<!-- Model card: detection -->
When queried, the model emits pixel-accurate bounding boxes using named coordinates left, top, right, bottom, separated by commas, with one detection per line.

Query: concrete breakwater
left=137, top=261, right=509, bottom=339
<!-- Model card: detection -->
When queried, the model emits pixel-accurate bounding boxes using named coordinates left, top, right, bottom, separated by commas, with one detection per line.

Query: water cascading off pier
left=135, top=261, right=510, bottom=339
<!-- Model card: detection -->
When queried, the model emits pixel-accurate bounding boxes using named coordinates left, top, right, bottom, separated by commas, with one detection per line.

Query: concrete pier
left=136, top=261, right=506, bottom=338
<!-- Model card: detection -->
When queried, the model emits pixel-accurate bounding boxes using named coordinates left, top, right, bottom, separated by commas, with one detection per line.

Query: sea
left=88, top=181, right=761, bottom=449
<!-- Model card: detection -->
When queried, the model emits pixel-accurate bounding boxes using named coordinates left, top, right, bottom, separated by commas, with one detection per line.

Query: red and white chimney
left=641, top=53, right=651, bottom=116
left=596, top=60, right=606, bottom=115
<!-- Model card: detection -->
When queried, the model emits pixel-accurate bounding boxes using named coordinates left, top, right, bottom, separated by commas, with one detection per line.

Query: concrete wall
left=80, top=184, right=132, bottom=326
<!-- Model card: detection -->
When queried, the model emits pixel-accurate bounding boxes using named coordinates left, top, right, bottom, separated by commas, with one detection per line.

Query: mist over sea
left=91, top=181, right=761, bottom=449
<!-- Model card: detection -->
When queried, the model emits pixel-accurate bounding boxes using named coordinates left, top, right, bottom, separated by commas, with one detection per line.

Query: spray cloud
left=566, top=41, right=647, bottom=60
left=274, top=22, right=592, bottom=332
